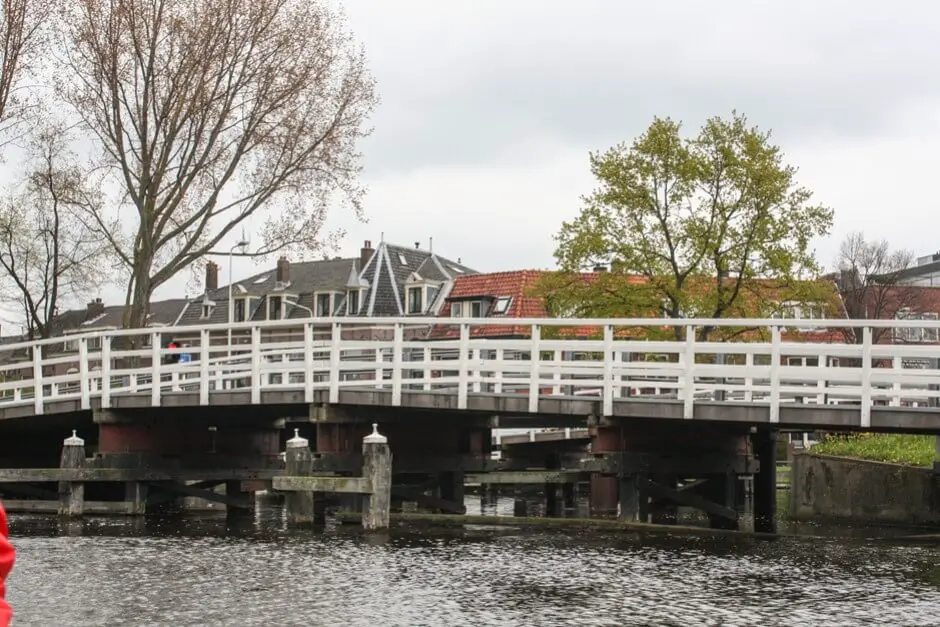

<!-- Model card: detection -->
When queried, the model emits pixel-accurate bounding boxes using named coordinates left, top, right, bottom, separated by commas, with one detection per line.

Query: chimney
left=205, top=261, right=219, bottom=291
left=360, top=240, right=373, bottom=269
left=593, top=264, right=608, bottom=272
left=276, top=256, right=289, bottom=283
left=87, top=297, right=105, bottom=320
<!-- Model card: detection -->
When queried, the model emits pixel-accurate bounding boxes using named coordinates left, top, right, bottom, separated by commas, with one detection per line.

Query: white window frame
left=232, top=297, right=253, bottom=323
left=314, top=291, right=341, bottom=317
left=346, top=288, right=362, bottom=316
left=895, top=309, right=939, bottom=343
left=405, top=279, right=442, bottom=315
left=450, top=300, right=485, bottom=318
left=267, top=295, right=287, bottom=321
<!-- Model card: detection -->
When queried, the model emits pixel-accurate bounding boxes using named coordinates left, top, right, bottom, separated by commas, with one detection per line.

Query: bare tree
left=57, top=0, right=378, bottom=328
left=0, top=124, right=111, bottom=339
left=0, top=0, right=52, bottom=144
left=834, top=231, right=916, bottom=344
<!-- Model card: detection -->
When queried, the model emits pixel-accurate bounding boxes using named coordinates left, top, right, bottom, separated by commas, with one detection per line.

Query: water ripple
left=4, top=515, right=940, bottom=626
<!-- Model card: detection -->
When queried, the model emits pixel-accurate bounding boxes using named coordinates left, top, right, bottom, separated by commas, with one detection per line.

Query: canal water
left=5, top=496, right=940, bottom=626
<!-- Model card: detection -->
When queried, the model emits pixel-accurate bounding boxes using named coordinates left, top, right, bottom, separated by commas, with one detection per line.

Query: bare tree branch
left=834, top=231, right=916, bottom=344
left=0, top=122, right=113, bottom=338
left=58, top=0, right=378, bottom=327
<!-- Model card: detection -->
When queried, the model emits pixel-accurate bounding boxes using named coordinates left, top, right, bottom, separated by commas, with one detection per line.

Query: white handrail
left=0, top=317, right=937, bottom=422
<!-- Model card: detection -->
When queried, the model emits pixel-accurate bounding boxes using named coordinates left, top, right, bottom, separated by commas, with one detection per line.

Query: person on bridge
left=0, top=500, right=13, bottom=626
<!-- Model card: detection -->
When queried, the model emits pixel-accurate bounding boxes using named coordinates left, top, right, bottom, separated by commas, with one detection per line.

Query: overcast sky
left=100, top=1, right=940, bottom=305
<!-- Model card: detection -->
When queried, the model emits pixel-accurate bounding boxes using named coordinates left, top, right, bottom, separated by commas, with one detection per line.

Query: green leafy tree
left=542, top=112, right=834, bottom=340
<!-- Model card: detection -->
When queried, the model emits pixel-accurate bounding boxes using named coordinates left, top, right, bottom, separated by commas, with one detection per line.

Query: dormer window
left=267, top=295, right=283, bottom=320
left=233, top=298, right=249, bottom=323
left=347, top=289, right=361, bottom=315
left=405, top=273, right=443, bottom=315
left=407, top=286, right=423, bottom=314
left=451, top=300, right=484, bottom=317
left=315, top=292, right=341, bottom=316
left=201, top=304, right=214, bottom=319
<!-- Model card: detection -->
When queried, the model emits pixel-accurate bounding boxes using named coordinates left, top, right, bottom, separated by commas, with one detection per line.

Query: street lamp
left=227, top=238, right=250, bottom=358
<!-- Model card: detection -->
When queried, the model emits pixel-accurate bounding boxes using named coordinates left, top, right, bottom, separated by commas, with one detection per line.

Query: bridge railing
left=0, top=316, right=939, bottom=425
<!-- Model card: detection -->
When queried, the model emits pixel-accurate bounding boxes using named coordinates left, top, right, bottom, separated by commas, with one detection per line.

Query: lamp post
left=227, top=238, right=250, bottom=358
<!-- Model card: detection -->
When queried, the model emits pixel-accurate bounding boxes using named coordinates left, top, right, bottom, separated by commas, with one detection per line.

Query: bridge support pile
left=305, top=405, right=493, bottom=516
left=274, top=424, right=392, bottom=531
left=0, top=406, right=285, bottom=516
left=588, top=420, right=774, bottom=532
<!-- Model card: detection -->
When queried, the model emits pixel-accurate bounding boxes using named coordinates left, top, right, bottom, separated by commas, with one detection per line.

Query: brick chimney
left=87, top=297, right=105, bottom=320
left=360, top=240, right=373, bottom=270
left=276, top=256, right=290, bottom=283
left=205, top=261, right=219, bottom=291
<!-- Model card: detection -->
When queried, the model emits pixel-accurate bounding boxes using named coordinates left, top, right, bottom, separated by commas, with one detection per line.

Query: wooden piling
left=284, top=429, right=315, bottom=524
left=361, top=424, right=391, bottom=531
left=58, top=431, right=85, bottom=518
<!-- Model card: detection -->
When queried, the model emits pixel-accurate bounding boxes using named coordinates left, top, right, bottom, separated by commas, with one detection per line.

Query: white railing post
left=79, top=338, right=90, bottom=409
left=494, top=348, right=504, bottom=394
left=861, top=326, right=872, bottom=428
left=391, top=323, right=403, bottom=406
left=458, top=323, right=470, bottom=410
left=101, top=335, right=112, bottom=408
left=528, top=324, right=541, bottom=413
left=32, top=343, right=43, bottom=414
left=552, top=350, right=562, bottom=395
left=743, top=352, right=754, bottom=403
left=681, top=326, right=695, bottom=419
left=199, top=329, right=210, bottom=404
left=471, top=349, right=481, bottom=394
left=329, top=322, right=342, bottom=403
left=250, top=326, right=261, bottom=404
left=816, top=353, right=827, bottom=405
left=151, top=332, right=162, bottom=406
left=890, top=355, right=902, bottom=407
left=423, top=347, right=432, bottom=391
left=769, top=326, right=781, bottom=423
left=304, top=323, right=314, bottom=403
left=374, top=345, right=384, bottom=390
left=603, top=324, right=614, bottom=416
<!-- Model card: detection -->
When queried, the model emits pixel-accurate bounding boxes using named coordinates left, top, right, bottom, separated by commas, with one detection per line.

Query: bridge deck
left=0, top=316, right=938, bottom=433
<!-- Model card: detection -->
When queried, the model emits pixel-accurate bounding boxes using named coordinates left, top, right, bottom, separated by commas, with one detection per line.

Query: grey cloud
left=348, top=0, right=940, bottom=177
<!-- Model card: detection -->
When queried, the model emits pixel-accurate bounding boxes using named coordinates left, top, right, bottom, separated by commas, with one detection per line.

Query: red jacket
left=0, top=501, right=12, bottom=626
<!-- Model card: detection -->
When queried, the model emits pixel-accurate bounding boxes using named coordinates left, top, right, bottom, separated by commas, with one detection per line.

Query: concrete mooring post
left=284, top=429, right=315, bottom=524
left=59, top=430, right=85, bottom=518
left=361, top=424, right=392, bottom=531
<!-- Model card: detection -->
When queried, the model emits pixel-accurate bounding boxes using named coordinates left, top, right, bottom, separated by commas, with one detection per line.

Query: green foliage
left=544, top=111, right=834, bottom=339
left=812, top=433, right=936, bottom=467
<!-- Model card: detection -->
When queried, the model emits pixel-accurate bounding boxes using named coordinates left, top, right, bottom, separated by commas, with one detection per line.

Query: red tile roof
left=434, top=271, right=547, bottom=338
left=430, top=270, right=852, bottom=344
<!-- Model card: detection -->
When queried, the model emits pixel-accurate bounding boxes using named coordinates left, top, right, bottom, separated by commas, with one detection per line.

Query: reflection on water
left=5, top=498, right=940, bottom=627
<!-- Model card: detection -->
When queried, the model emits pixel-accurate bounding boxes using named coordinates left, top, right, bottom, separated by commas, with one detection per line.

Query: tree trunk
left=124, top=267, right=153, bottom=329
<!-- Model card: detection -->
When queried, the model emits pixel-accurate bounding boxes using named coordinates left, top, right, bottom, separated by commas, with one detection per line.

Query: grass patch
left=812, top=433, right=936, bottom=467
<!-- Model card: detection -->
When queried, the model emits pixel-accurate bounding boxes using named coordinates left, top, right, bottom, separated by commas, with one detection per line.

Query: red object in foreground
left=0, top=501, right=12, bottom=627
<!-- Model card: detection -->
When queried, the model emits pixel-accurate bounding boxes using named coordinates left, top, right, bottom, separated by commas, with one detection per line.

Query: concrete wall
left=790, top=453, right=940, bottom=527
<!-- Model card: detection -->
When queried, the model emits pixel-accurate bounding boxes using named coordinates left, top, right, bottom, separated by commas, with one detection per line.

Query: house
left=432, top=269, right=848, bottom=344
left=0, top=297, right=189, bottom=378
left=893, top=251, right=940, bottom=287
left=167, top=239, right=477, bottom=347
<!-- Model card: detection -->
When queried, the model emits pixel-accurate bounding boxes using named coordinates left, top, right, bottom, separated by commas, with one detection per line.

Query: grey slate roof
left=359, top=242, right=476, bottom=316
left=176, top=257, right=363, bottom=326
left=179, top=240, right=478, bottom=323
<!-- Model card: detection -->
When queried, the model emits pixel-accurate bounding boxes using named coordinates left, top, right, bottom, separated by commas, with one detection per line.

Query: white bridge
left=1, top=316, right=940, bottom=432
